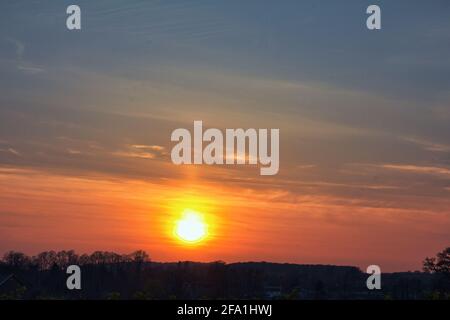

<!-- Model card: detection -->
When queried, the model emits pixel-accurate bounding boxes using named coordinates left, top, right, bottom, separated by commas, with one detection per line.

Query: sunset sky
left=1, top=0, right=449, bottom=271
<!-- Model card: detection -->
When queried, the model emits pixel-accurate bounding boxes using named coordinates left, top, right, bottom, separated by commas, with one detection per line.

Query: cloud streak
left=380, top=164, right=450, bottom=177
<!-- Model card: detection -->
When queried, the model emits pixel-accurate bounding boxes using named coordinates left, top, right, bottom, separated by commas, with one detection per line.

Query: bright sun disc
left=175, top=210, right=208, bottom=243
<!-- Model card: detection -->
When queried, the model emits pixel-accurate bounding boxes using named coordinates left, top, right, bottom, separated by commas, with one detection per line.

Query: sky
left=0, top=0, right=449, bottom=271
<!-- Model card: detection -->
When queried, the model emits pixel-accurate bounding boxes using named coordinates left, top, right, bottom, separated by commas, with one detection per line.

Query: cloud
left=67, top=148, right=82, bottom=155
left=296, top=164, right=316, bottom=170
left=6, top=38, right=24, bottom=58
left=380, top=164, right=450, bottom=177
left=131, top=144, right=165, bottom=152
left=0, top=167, right=32, bottom=175
left=401, top=136, right=450, bottom=152
left=0, top=148, right=20, bottom=156
left=113, top=151, right=156, bottom=159
left=5, top=38, right=45, bottom=74
left=17, top=64, right=45, bottom=75
left=113, top=144, right=166, bottom=160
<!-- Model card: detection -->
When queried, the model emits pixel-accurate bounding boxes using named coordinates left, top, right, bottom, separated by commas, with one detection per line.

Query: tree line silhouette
left=0, top=247, right=448, bottom=300
left=1, top=250, right=149, bottom=270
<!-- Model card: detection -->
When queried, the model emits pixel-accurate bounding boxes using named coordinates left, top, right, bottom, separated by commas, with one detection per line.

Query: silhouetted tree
left=32, top=251, right=57, bottom=270
left=1, top=249, right=448, bottom=300
left=128, top=250, right=149, bottom=263
left=423, top=247, right=450, bottom=299
left=2, top=251, right=31, bottom=269
left=423, top=247, right=450, bottom=275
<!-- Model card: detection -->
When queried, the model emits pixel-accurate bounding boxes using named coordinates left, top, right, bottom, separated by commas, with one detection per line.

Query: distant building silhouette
left=0, top=273, right=28, bottom=299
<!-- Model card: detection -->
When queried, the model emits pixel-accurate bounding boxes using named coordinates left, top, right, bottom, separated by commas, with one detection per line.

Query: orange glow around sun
left=165, top=193, right=219, bottom=246
left=174, top=209, right=208, bottom=244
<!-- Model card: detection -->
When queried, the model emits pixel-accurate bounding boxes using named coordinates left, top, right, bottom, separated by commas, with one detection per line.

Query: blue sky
left=1, top=0, right=450, bottom=175
left=0, top=1, right=449, bottom=269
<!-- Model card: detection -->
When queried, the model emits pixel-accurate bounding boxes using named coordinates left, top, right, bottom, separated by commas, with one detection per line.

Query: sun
left=174, top=209, right=208, bottom=244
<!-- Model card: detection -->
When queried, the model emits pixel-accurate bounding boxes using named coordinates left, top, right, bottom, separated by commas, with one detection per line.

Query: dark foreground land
left=1, top=250, right=449, bottom=300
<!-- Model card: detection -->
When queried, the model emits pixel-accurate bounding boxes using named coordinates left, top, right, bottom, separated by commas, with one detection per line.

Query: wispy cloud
left=5, top=38, right=45, bottom=74
left=6, top=38, right=24, bottom=58
left=380, top=164, right=450, bottom=177
left=113, top=144, right=166, bottom=160
left=296, top=164, right=316, bottom=170
left=0, top=148, right=20, bottom=156
left=17, top=64, right=45, bottom=74
left=66, top=148, right=82, bottom=155
left=402, top=136, right=450, bottom=152
left=113, top=151, right=156, bottom=159
left=131, top=144, right=165, bottom=152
